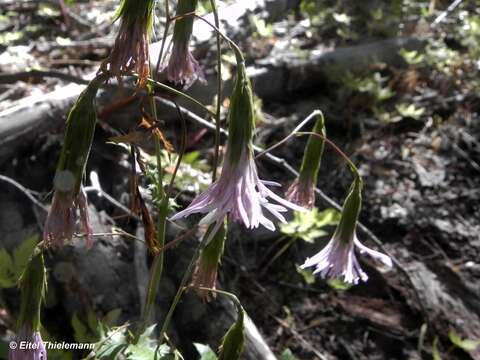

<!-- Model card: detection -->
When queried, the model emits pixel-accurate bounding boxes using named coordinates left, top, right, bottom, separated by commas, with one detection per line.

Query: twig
left=431, top=0, right=463, bottom=28
left=0, top=174, right=48, bottom=211
left=0, top=70, right=92, bottom=85
left=272, top=315, right=328, bottom=360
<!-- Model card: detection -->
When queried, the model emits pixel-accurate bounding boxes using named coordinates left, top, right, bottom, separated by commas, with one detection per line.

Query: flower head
left=301, top=178, right=392, bottom=284
left=171, top=52, right=302, bottom=235
left=9, top=328, right=47, bottom=360
left=165, top=0, right=203, bottom=87
left=191, top=223, right=226, bottom=301
left=10, top=253, right=47, bottom=360
left=171, top=146, right=302, bottom=238
left=43, top=78, right=100, bottom=248
left=43, top=187, right=92, bottom=248
left=286, top=177, right=315, bottom=209
left=101, top=0, right=155, bottom=85
left=286, top=112, right=325, bottom=208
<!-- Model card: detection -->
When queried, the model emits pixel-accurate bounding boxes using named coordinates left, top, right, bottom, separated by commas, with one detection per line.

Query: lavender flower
left=43, top=187, right=92, bottom=248
left=286, top=113, right=326, bottom=208
left=165, top=0, right=203, bottom=87
left=171, top=50, right=302, bottom=237
left=301, top=178, right=392, bottom=284
left=286, top=178, right=315, bottom=209
left=9, top=328, right=47, bottom=360
left=101, top=0, right=155, bottom=85
left=171, top=147, right=302, bottom=238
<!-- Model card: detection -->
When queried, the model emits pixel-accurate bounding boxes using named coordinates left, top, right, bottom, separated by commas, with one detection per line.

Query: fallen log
left=0, top=34, right=424, bottom=166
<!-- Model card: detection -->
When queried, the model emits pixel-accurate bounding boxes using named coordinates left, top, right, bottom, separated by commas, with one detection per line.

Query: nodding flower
left=101, top=0, right=155, bottom=86
left=43, top=78, right=102, bottom=248
left=286, top=113, right=326, bottom=208
left=9, top=253, right=47, bottom=360
left=9, top=328, right=47, bottom=360
left=170, top=54, right=303, bottom=240
left=301, top=178, right=392, bottom=284
left=191, top=224, right=226, bottom=302
left=166, top=0, right=203, bottom=87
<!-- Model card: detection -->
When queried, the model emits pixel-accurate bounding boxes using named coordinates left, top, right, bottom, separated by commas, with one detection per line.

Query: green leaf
left=125, top=343, right=171, bottom=360
left=396, top=103, right=425, bottom=120
left=280, top=208, right=340, bottom=243
left=71, top=313, right=88, bottom=343
left=0, top=249, right=16, bottom=288
left=280, top=348, right=299, bottom=360
left=102, top=308, right=122, bottom=327
left=296, top=266, right=315, bottom=285
left=94, top=328, right=128, bottom=359
left=194, top=343, right=218, bottom=360
left=13, top=235, right=38, bottom=275
left=449, top=330, right=480, bottom=352
left=432, top=337, right=442, bottom=360
left=328, top=279, right=352, bottom=291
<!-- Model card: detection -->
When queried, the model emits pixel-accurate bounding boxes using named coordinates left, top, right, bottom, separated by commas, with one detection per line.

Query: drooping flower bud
left=9, top=252, right=47, bottom=360
left=43, top=77, right=103, bottom=248
left=301, top=177, right=392, bottom=284
left=170, top=53, right=303, bottom=237
left=218, top=302, right=245, bottom=360
left=192, top=222, right=226, bottom=301
left=101, top=0, right=155, bottom=86
left=166, top=0, right=203, bottom=87
left=286, top=113, right=326, bottom=208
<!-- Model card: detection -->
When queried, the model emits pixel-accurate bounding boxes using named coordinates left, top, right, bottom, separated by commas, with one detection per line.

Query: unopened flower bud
left=218, top=303, right=245, bottom=360
left=9, top=252, right=47, bottom=360
left=286, top=113, right=325, bottom=208
left=192, top=223, right=226, bottom=301
left=166, top=0, right=203, bottom=87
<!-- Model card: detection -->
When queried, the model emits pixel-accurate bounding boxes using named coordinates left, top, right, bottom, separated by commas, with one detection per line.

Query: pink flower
left=166, top=44, right=202, bottom=87
left=301, top=177, right=392, bottom=284
left=301, top=234, right=393, bottom=284
left=9, top=328, right=47, bottom=360
left=171, top=146, right=303, bottom=240
left=164, top=0, right=203, bottom=87
left=43, top=186, right=92, bottom=248
left=286, top=178, right=315, bottom=209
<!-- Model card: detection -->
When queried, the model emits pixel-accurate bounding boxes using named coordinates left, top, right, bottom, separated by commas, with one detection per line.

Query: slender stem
left=255, top=110, right=322, bottom=160
left=157, top=234, right=209, bottom=344
left=210, top=0, right=222, bottom=182
left=167, top=102, right=188, bottom=197
left=154, top=0, right=171, bottom=77
left=295, top=131, right=361, bottom=180
left=143, top=75, right=216, bottom=117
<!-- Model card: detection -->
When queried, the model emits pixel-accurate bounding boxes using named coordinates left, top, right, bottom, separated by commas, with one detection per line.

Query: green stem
left=295, top=131, right=361, bottom=181
left=154, top=0, right=171, bottom=77
left=210, top=0, right=222, bottom=182
left=144, top=76, right=216, bottom=117
left=157, top=224, right=218, bottom=345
